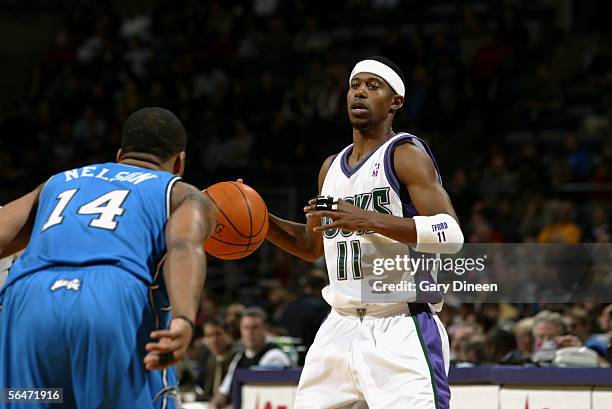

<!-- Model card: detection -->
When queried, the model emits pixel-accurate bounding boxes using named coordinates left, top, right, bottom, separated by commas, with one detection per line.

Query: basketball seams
left=209, top=245, right=263, bottom=257
left=203, top=181, right=269, bottom=260
left=203, top=190, right=251, bottom=239
left=208, top=236, right=265, bottom=247
left=251, top=199, right=268, bottom=236
left=229, top=182, right=254, bottom=257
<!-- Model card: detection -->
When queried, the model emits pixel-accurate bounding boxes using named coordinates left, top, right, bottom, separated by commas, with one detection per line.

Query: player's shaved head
left=120, top=107, right=187, bottom=162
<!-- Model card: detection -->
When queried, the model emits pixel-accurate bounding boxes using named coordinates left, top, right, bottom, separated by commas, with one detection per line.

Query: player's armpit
left=0, top=184, right=43, bottom=258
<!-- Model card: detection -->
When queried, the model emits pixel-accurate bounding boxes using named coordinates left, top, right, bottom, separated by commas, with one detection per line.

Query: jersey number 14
left=42, top=189, right=130, bottom=231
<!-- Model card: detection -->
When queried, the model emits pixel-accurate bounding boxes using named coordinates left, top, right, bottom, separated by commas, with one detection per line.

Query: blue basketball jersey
left=2, top=163, right=180, bottom=291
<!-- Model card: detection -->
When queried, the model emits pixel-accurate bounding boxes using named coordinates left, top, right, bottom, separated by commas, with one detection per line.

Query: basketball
left=202, top=181, right=269, bottom=260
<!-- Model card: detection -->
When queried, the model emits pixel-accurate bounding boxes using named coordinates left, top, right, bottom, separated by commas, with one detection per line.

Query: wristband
left=412, top=213, right=464, bottom=254
left=173, top=315, right=196, bottom=338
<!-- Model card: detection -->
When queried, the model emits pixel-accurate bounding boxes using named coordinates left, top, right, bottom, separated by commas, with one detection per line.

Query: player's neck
left=118, top=158, right=163, bottom=172
left=351, top=124, right=394, bottom=162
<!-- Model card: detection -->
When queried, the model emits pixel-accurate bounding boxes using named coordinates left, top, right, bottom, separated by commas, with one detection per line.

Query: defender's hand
left=144, top=317, right=193, bottom=370
left=305, top=198, right=371, bottom=232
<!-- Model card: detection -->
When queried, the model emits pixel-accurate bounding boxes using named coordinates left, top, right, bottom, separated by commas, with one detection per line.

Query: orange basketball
left=202, top=181, right=269, bottom=260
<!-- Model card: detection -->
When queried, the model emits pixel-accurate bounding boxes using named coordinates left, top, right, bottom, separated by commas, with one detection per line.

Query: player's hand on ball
left=144, top=317, right=193, bottom=370
left=305, top=198, right=370, bottom=232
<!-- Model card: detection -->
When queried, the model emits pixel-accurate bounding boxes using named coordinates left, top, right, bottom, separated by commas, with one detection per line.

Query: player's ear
left=173, top=151, right=186, bottom=176
left=389, top=95, right=404, bottom=113
left=116, top=149, right=123, bottom=162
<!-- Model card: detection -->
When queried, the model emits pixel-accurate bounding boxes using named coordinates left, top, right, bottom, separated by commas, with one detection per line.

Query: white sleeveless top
left=319, top=132, right=442, bottom=312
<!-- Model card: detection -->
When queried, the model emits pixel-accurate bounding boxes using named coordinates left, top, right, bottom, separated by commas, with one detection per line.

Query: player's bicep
left=166, top=183, right=215, bottom=247
left=394, top=144, right=457, bottom=219
left=0, top=184, right=43, bottom=257
left=409, top=180, right=457, bottom=219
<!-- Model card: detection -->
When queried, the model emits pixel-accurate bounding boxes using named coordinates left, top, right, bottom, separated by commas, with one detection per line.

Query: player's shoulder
left=393, top=140, right=429, bottom=159
left=169, top=181, right=211, bottom=214
left=392, top=141, right=437, bottom=182
left=322, top=154, right=338, bottom=170
left=390, top=133, right=433, bottom=160
left=318, top=154, right=338, bottom=189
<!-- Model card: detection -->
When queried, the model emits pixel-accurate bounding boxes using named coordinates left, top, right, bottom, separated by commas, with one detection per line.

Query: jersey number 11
left=336, top=240, right=363, bottom=280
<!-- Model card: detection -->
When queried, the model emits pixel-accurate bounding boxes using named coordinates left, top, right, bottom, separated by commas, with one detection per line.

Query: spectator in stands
left=195, top=319, right=239, bottom=402
left=278, top=272, right=330, bottom=360
left=586, top=304, right=612, bottom=357
left=518, top=193, right=551, bottom=241
left=585, top=203, right=610, bottom=242
left=195, top=291, right=219, bottom=337
left=522, top=63, right=562, bottom=128
left=459, top=335, right=487, bottom=366
left=209, top=307, right=291, bottom=409
left=532, top=310, right=582, bottom=357
left=500, top=317, right=534, bottom=365
left=260, top=285, right=290, bottom=327
left=450, top=322, right=483, bottom=364
left=564, top=132, right=592, bottom=182
left=224, top=303, right=245, bottom=340
left=513, top=317, right=534, bottom=360
left=486, top=327, right=517, bottom=363
left=564, top=307, right=593, bottom=343
left=538, top=201, right=582, bottom=243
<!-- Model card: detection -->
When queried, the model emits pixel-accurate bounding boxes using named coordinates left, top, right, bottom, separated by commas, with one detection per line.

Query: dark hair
left=365, top=56, right=405, bottom=85
left=203, top=318, right=226, bottom=329
left=120, top=107, right=187, bottom=162
left=242, top=307, right=268, bottom=323
left=486, top=327, right=517, bottom=356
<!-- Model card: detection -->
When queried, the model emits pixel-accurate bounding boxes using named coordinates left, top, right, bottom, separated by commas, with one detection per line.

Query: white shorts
left=295, top=303, right=450, bottom=409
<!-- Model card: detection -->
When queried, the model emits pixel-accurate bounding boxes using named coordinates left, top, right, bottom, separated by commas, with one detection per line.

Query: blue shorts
left=0, top=268, right=177, bottom=409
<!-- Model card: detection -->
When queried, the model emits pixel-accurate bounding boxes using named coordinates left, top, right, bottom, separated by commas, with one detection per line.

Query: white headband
left=349, top=59, right=405, bottom=97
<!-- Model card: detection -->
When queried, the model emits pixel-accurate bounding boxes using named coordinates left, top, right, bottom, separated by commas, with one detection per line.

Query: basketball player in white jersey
left=266, top=56, right=463, bottom=409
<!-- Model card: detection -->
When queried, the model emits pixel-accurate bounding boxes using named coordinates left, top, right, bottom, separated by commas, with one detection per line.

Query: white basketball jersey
left=320, top=132, right=441, bottom=311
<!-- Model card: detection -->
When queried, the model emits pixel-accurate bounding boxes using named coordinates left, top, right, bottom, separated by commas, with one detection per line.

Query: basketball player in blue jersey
left=0, top=107, right=216, bottom=409
left=266, top=57, right=463, bottom=408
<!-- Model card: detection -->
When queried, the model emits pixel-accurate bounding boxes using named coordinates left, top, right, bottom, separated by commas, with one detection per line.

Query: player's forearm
left=267, top=214, right=322, bottom=261
left=367, top=212, right=464, bottom=254
left=164, top=242, right=207, bottom=321
left=366, top=212, right=418, bottom=244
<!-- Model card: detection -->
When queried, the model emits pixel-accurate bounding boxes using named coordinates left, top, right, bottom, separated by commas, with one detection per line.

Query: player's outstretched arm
left=266, top=155, right=335, bottom=262
left=306, top=144, right=463, bottom=253
left=144, top=182, right=216, bottom=370
left=0, top=184, right=43, bottom=258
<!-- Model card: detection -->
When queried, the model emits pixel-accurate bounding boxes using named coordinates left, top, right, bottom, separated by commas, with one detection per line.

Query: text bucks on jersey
left=319, top=133, right=441, bottom=309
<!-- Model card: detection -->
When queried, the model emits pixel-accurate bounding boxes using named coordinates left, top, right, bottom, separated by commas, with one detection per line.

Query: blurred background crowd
left=1, top=0, right=612, bottom=401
